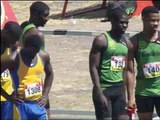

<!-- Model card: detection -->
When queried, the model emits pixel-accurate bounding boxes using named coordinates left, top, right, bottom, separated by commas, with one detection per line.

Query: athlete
left=20, top=1, right=50, bottom=51
left=126, top=6, right=160, bottom=120
left=20, top=2, right=51, bottom=117
left=1, top=34, right=54, bottom=120
left=1, top=21, right=22, bottom=120
left=89, top=9, right=129, bottom=120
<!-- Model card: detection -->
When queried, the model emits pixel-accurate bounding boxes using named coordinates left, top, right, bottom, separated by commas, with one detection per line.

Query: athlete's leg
left=35, top=103, right=48, bottom=120
left=13, top=103, right=21, bottom=120
left=1, top=101, right=13, bottom=120
left=111, top=85, right=128, bottom=120
left=16, top=102, right=28, bottom=120
left=136, top=95, right=153, bottom=120
left=154, top=97, right=160, bottom=117
left=92, top=87, right=112, bottom=120
left=17, top=101, right=48, bottom=120
left=93, top=97, right=112, bottom=120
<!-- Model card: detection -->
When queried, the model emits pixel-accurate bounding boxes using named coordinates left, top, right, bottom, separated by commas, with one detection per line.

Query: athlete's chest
left=22, top=55, right=38, bottom=67
left=138, top=41, right=160, bottom=58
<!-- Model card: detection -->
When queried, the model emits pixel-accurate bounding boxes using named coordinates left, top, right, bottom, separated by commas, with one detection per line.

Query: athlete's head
left=2, top=21, right=22, bottom=47
left=24, top=34, right=43, bottom=53
left=141, top=6, right=159, bottom=32
left=30, top=1, right=50, bottom=27
left=110, top=9, right=129, bottom=34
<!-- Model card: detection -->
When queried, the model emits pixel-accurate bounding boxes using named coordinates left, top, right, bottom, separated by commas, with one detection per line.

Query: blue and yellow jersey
left=12, top=53, right=44, bottom=101
left=1, top=48, right=13, bottom=101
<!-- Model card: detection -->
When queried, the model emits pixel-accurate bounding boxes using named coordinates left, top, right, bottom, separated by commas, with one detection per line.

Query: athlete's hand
left=97, top=93, right=108, bottom=110
left=127, top=99, right=136, bottom=110
left=7, top=92, right=24, bottom=104
left=37, top=96, right=48, bottom=107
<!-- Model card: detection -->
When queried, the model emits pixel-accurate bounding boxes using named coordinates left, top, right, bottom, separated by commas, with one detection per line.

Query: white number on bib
left=25, top=82, right=42, bottom=98
left=1, top=69, right=10, bottom=80
left=111, top=56, right=125, bottom=71
left=143, top=62, right=160, bottom=78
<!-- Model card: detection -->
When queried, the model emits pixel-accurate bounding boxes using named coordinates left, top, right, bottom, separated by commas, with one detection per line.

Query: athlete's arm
left=126, top=36, right=137, bottom=109
left=1, top=52, right=23, bottom=103
left=38, top=51, right=54, bottom=107
left=89, top=34, right=108, bottom=107
left=122, top=37, right=130, bottom=85
left=1, top=50, right=18, bottom=73
left=0, top=86, right=23, bottom=104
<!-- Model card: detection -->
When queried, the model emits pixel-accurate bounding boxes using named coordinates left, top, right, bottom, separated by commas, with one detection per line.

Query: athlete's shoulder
left=39, top=50, right=49, bottom=56
left=129, top=32, right=141, bottom=45
left=24, top=28, right=40, bottom=37
left=38, top=50, right=50, bottom=63
left=93, top=33, right=107, bottom=47
left=94, top=33, right=105, bottom=40
left=21, top=21, right=29, bottom=29
left=130, top=32, right=140, bottom=41
left=126, top=32, right=141, bottom=51
left=120, top=35, right=128, bottom=46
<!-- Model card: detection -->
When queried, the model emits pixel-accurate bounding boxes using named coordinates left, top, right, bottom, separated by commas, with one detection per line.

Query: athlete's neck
left=21, top=49, right=37, bottom=67
left=21, top=49, right=36, bottom=59
left=28, top=19, right=38, bottom=28
left=109, top=30, right=124, bottom=42
left=142, top=30, right=158, bottom=42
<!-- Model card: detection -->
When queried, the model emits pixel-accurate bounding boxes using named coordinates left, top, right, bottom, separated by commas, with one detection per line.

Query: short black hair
left=24, top=34, right=43, bottom=49
left=110, top=8, right=128, bottom=21
left=3, top=21, right=22, bottom=40
left=30, top=1, right=49, bottom=16
left=142, top=6, right=159, bottom=17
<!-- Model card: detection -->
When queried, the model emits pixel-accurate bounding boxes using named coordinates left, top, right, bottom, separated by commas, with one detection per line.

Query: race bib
left=1, top=69, right=10, bottom=81
left=25, top=82, right=42, bottom=98
left=143, top=62, right=160, bottom=78
left=111, top=56, right=125, bottom=71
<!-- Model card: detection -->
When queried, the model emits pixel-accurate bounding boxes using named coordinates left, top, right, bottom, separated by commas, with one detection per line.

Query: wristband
left=41, top=96, right=47, bottom=101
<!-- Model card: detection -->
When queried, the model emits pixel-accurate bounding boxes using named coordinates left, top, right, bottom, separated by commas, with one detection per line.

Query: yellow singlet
left=16, top=53, right=44, bottom=101
left=1, top=48, right=13, bottom=101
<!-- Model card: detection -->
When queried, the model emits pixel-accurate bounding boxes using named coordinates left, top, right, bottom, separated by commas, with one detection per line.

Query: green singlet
left=100, top=32, right=128, bottom=90
left=20, top=23, right=45, bottom=51
left=135, top=32, right=160, bottom=96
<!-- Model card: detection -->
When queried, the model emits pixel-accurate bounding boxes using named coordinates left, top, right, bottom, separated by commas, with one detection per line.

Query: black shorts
left=135, top=95, right=160, bottom=116
left=93, top=82, right=127, bottom=119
